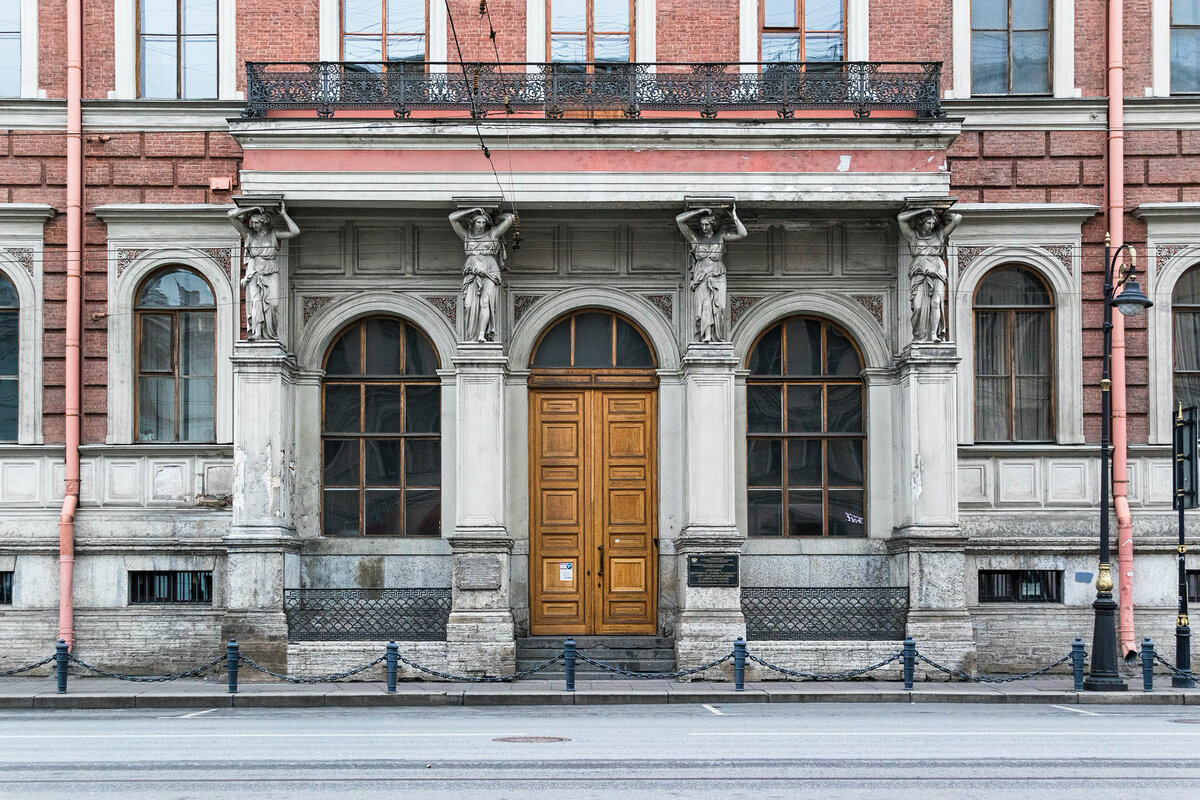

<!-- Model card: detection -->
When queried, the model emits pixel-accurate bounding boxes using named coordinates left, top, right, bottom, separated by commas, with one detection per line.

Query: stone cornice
left=0, top=203, right=56, bottom=224
left=93, top=203, right=237, bottom=224
left=954, top=202, right=1101, bottom=225
left=1133, top=202, right=1200, bottom=221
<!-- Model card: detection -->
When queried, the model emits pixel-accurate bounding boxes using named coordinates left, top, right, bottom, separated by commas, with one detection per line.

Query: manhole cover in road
left=492, top=736, right=571, bottom=743
left=1171, top=719, right=1200, bottom=724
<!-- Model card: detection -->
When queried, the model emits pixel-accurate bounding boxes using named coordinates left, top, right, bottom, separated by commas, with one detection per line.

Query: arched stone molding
left=0, top=251, right=42, bottom=444
left=295, top=291, right=458, bottom=372
left=1148, top=244, right=1200, bottom=444
left=107, top=247, right=236, bottom=444
left=507, top=287, right=681, bottom=372
left=953, top=246, right=1083, bottom=445
left=730, top=291, right=891, bottom=370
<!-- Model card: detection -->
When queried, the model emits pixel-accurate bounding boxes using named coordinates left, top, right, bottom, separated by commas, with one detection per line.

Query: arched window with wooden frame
left=341, top=0, right=428, bottom=64
left=530, top=309, right=656, bottom=379
left=745, top=316, right=865, bottom=537
left=0, top=273, right=17, bottom=441
left=759, top=0, right=845, bottom=63
left=973, top=265, right=1054, bottom=442
left=134, top=267, right=216, bottom=442
left=1172, top=263, right=1200, bottom=410
left=321, top=316, right=441, bottom=537
left=547, top=0, right=634, bottom=69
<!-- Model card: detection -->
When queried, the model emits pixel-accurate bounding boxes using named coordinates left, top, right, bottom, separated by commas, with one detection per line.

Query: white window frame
left=738, top=0, right=867, bottom=70
left=948, top=0, right=1076, bottom=99
left=10, top=0, right=41, bottom=98
left=0, top=204, right=52, bottom=444
left=950, top=204, right=1098, bottom=445
left=1135, top=203, right=1200, bottom=444
left=321, top=0, right=447, bottom=63
left=528, top=0, right=655, bottom=63
left=112, top=0, right=240, bottom=100
left=96, top=205, right=240, bottom=444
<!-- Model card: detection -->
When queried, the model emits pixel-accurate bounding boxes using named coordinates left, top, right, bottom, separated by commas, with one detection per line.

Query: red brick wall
left=444, top=0, right=526, bottom=62
left=656, top=0, right=739, bottom=63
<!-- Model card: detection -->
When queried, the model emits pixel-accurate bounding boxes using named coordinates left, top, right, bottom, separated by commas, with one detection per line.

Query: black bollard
left=55, top=640, right=69, bottom=694
left=226, top=639, right=239, bottom=694
left=386, top=641, right=399, bottom=693
left=902, top=637, right=916, bottom=690
left=564, top=639, right=576, bottom=692
left=733, top=638, right=746, bottom=692
left=1140, top=638, right=1155, bottom=692
left=1071, top=637, right=1086, bottom=692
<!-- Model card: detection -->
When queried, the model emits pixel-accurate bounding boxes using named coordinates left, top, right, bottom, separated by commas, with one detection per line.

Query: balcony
left=243, top=61, right=943, bottom=121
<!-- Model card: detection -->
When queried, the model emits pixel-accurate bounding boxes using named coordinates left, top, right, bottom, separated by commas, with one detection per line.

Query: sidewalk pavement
left=2, top=676, right=1199, bottom=709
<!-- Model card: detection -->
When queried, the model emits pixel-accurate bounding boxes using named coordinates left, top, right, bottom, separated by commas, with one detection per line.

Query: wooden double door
left=529, top=388, right=658, bottom=635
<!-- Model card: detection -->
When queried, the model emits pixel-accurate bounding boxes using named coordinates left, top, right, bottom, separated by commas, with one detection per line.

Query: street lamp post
left=1084, top=236, right=1152, bottom=692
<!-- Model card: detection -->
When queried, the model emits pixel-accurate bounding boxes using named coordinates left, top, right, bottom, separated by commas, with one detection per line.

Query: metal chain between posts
left=915, top=651, right=1073, bottom=683
left=0, top=654, right=56, bottom=677
left=745, top=650, right=904, bottom=681
left=1154, top=654, right=1195, bottom=678
left=65, top=653, right=225, bottom=683
left=237, top=653, right=387, bottom=684
left=574, top=651, right=734, bottom=679
left=393, top=652, right=564, bottom=683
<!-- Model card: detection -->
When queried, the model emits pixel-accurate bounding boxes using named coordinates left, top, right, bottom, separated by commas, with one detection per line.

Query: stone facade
left=0, top=0, right=1197, bottom=679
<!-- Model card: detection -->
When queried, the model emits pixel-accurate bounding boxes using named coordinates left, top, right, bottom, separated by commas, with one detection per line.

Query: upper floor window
left=1173, top=0, right=1200, bottom=92
left=548, top=0, right=632, bottom=67
left=0, top=273, right=15, bottom=441
left=135, top=267, right=216, bottom=442
left=760, top=0, right=844, bottom=63
left=139, top=0, right=218, bottom=98
left=0, top=1, right=19, bottom=97
left=1173, top=264, right=1200, bottom=409
left=973, top=266, right=1054, bottom=442
left=342, top=0, right=427, bottom=63
left=322, top=317, right=442, bottom=537
left=746, top=317, right=865, bottom=538
left=971, top=0, right=1051, bottom=94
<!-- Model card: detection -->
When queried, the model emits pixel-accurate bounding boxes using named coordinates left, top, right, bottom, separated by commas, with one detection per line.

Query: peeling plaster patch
left=911, top=454, right=924, bottom=500
left=837, top=155, right=851, bottom=172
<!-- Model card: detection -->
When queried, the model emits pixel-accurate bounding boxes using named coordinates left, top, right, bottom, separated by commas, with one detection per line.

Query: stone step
left=516, top=635, right=677, bottom=678
left=518, top=636, right=674, bottom=649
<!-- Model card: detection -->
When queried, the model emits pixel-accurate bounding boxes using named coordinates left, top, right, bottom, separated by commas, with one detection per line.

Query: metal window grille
left=1188, top=569, right=1199, bottom=603
left=0, top=571, right=11, bottom=605
left=284, top=588, right=451, bottom=642
left=978, top=569, right=1062, bottom=603
left=129, top=570, right=213, bottom=604
left=741, top=587, right=908, bottom=641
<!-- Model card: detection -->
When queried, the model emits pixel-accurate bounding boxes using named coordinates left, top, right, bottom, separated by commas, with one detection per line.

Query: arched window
left=1173, top=264, right=1200, bottom=409
left=973, top=266, right=1054, bottom=442
left=322, top=317, right=441, bottom=537
left=135, top=267, right=216, bottom=442
left=532, top=309, right=655, bottom=370
left=0, top=273, right=17, bottom=441
left=745, top=316, right=865, bottom=537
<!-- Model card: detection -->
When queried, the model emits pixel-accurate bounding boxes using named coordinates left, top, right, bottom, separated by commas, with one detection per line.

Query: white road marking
left=0, top=732, right=525, bottom=741
left=1050, top=705, right=1102, bottom=716
left=701, top=704, right=725, bottom=716
left=177, top=709, right=218, bottom=719
left=690, top=731, right=1195, bottom=737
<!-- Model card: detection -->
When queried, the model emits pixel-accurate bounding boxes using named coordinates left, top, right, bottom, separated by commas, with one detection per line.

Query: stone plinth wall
left=286, top=640, right=516, bottom=681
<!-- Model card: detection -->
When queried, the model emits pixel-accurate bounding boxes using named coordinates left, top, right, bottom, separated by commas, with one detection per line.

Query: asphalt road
left=1, top=703, right=1199, bottom=799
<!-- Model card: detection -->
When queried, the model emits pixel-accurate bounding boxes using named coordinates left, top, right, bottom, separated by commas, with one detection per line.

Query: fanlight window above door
left=532, top=310, right=656, bottom=369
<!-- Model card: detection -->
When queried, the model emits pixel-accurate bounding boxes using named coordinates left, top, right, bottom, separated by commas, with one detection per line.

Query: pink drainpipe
left=58, top=0, right=83, bottom=649
left=1107, top=0, right=1136, bottom=659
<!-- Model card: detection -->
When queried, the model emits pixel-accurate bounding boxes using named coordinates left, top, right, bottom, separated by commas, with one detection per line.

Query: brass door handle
left=597, top=545, right=604, bottom=578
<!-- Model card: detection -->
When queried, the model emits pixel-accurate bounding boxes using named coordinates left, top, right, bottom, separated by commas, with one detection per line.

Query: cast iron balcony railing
left=243, top=61, right=943, bottom=120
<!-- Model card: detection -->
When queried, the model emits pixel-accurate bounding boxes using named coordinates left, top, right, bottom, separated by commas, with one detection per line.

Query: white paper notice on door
left=559, top=562, right=574, bottom=582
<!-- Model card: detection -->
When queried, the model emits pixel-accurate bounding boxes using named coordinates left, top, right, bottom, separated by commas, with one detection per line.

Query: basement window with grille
left=129, top=570, right=212, bottom=605
left=0, top=571, right=11, bottom=604
left=978, top=569, right=1062, bottom=603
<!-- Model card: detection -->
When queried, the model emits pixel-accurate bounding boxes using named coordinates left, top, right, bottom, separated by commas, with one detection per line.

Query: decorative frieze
left=1156, top=243, right=1189, bottom=265
left=729, top=295, right=764, bottom=327
left=1041, top=244, right=1073, bottom=275
left=511, top=294, right=543, bottom=323
left=201, top=247, right=233, bottom=275
left=425, top=295, right=458, bottom=325
left=115, top=247, right=148, bottom=278
left=301, top=296, right=332, bottom=324
left=642, top=293, right=673, bottom=320
left=851, top=294, right=884, bottom=326
left=2, top=247, right=33, bottom=277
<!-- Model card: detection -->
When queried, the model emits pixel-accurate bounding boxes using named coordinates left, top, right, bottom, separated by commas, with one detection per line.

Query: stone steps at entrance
left=516, top=636, right=676, bottom=679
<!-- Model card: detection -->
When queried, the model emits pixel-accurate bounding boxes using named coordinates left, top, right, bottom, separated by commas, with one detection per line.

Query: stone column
left=445, top=341, right=515, bottom=674
left=675, top=342, right=746, bottom=669
left=225, top=341, right=298, bottom=667
left=890, top=343, right=975, bottom=670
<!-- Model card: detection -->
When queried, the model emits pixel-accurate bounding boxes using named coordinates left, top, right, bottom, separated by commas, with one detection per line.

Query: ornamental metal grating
left=283, top=588, right=451, bottom=642
left=741, top=587, right=909, bottom=641
left=243, top=61, right=943, bottom=120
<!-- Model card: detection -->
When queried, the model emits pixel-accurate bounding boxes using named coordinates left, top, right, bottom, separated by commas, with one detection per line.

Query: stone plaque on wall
left=455, top=555, right=503, bottom=591
left=687, top=555, right=740, bottom=588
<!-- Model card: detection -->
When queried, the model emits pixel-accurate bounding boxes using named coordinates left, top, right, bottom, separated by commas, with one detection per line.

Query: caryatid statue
left=449, top=207, right=515, bottom=343
left=676, top=204, right=747, bottom=343
left=897, top=204, right=962, bottom=344
left=228, top=201, right=300, bottom=341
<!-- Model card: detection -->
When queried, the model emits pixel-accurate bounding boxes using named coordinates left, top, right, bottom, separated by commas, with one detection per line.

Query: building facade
left=1, top=0, right=1199, bottom=676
